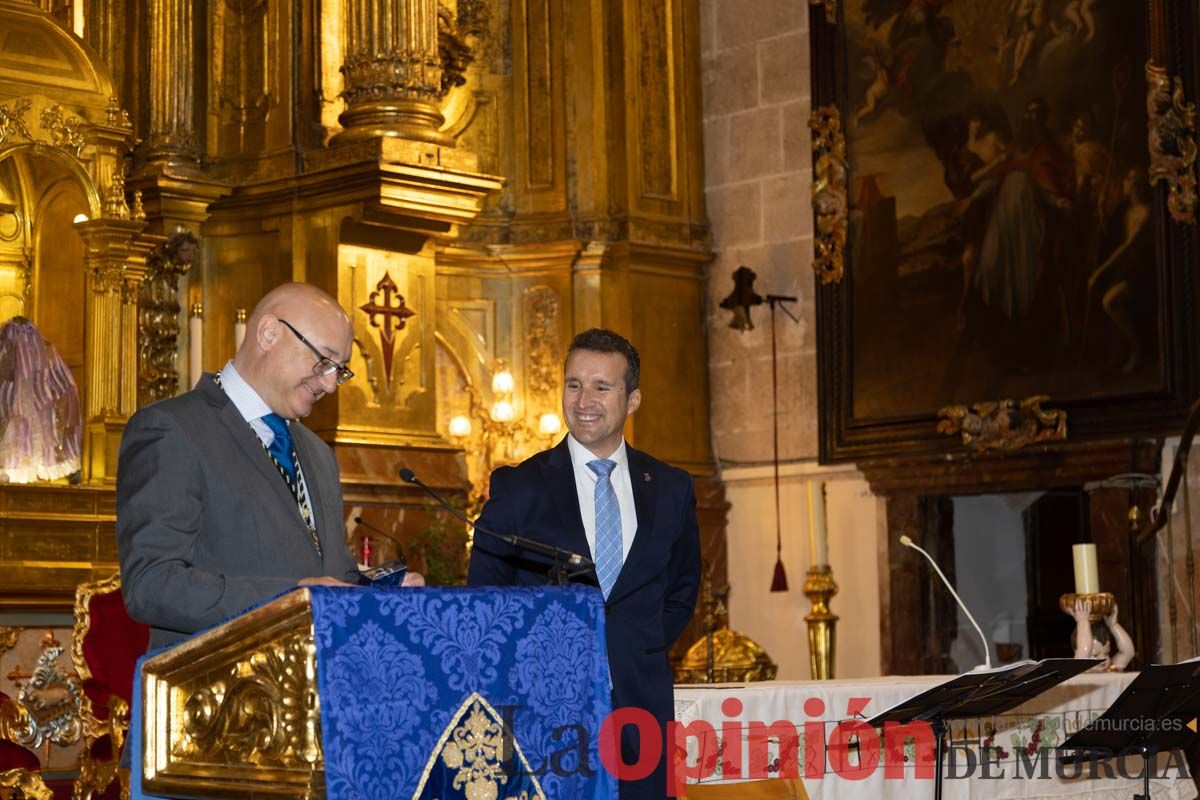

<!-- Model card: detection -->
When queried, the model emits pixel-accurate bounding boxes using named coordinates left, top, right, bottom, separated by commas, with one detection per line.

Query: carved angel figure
left=0, top=316, right=82, bottom=483
left=937, top=395, right=1066, bottom=452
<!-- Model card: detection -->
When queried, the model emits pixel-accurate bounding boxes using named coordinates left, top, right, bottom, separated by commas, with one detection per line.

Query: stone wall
left=700, top=0, right=884, bottom=679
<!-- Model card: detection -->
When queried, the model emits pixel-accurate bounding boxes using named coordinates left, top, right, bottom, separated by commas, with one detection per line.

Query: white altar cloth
left=674, top=673, right=1198, bottom=799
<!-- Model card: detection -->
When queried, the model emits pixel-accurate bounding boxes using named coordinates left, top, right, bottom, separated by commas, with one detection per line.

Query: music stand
left=1058, top=660, right=1200, bottom=800
left=866, top=658, right=1099, bottom=800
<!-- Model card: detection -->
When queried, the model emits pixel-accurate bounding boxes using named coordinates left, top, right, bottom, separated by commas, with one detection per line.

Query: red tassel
left=770, top=557, right=789, bottom=592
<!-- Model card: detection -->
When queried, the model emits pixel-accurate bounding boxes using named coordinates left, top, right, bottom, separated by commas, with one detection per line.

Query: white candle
left=1072, top=544, right=1099, bottom=594
left=189, top=303, right=203, bottom=389
left=807, top=480, right=829, bottom=566
left=234, top=308, right=246, bottom=351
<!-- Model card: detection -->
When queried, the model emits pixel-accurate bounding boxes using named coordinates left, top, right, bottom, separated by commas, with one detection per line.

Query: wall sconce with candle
left=447, top=358, right=562, bottom=515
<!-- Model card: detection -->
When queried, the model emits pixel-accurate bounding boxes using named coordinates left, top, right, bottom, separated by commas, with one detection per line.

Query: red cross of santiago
left=359, top=272, right=415, bottom=384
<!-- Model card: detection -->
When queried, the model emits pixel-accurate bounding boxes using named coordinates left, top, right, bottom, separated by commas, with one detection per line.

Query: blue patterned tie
left=588, top=459, right=622, bottom=599
left=261, top=413, right=297, bottom=486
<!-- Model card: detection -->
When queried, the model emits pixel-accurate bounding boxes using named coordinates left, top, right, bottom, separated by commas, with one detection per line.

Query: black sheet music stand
left=866, top=659, right=1099, bottom=800
left=1058, top=660, right=1200, bottom=800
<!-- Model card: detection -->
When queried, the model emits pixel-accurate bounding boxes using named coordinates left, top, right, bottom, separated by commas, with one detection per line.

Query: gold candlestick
left=805, top=565, right=839, bottom=680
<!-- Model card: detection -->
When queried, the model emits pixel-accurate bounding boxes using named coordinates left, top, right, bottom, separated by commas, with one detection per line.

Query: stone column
left=336, top=0, right=451, bottom=145
left=143, top=0, right=198, bottom=167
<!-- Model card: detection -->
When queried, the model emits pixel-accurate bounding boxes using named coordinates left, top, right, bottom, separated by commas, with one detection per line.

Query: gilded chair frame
left=0, top=697, right=51, bottom=800
left=71, top=572, right=130, bottom=800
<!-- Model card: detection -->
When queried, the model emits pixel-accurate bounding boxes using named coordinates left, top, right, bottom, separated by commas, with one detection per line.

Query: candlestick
left=1072, top=543, right=1099, bottom=594
left=189, top=303, right=203, bottom=389
left=804, top=565, right=839, bottom=679
left=807, top=480, right=829, bottom=565
left=234, top=307, right=246, bottom=350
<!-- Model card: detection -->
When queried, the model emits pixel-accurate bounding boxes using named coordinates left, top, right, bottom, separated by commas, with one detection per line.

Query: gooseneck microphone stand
left=398, top=468, right=594, bottom=586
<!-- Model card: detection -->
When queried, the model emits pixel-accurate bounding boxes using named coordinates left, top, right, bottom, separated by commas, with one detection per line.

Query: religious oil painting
left=812, top=0, right=1200, bottom=460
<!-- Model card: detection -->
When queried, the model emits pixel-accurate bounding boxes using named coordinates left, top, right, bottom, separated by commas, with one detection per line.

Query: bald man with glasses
left=117, top=283, right=421, bottom=651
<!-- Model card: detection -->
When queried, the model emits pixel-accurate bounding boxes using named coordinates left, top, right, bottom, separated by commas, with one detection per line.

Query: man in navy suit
left=468, top=328, right=701, bottom=799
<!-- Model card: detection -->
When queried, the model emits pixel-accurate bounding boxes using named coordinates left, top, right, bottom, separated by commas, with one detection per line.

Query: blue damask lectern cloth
left=132, top=585, right=617, bottom=800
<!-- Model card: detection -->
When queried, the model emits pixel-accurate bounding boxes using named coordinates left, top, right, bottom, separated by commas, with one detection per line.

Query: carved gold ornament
left=810, top=105, right=848, bottom=284
left=0, top=99, right=35, bottom=146
left=809, top=0, right=837, bottom=25
left=1146, top=61, right=1198, bottom=225
left=175, top=630, right=321, bottom=766
left=39, top=105, right=86, bottom=158
left=138, top=231, right=199, bottom=405
left=0, top=626, right=17, bottom=655
left=675, top=628, right=778, bottom=684
left=523, top=286, right=560, bottom=404
left=0, top=768, right=53, bottom=800
left=0, top=99, right=90, bottom=161
left=0, top=691, right=31, bottom=744
left=143, top=592, right=324, bottom=797
left=105, top=96, right=132, bottom=129
left=937, top=395, right=1067, bottom=452
left=103, top=171, right=131, bottom=220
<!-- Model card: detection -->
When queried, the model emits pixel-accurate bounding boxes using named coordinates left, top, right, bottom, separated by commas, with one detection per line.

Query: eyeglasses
left=278, top=319, right=354, bottom=386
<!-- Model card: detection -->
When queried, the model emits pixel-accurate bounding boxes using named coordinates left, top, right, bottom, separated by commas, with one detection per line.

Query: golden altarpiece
left=0, top=0, right=727, bottom=775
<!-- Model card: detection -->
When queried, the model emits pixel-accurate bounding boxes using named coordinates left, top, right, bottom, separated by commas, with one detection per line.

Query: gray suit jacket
left=116, top=373, right=359, bottom=649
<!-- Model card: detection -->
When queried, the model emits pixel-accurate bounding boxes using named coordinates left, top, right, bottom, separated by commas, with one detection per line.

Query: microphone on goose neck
left=398, top=467, right=594, bottom=572
left=353, top=517, right=407, bottom=562
left=349, top=517, right=409, bottom=587
left=900, top=534, right=993, bottom=671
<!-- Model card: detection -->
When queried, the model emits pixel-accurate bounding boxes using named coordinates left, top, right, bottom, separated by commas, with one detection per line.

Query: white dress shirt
left=218, top=361, right=276, bottom=447
left=566, top=434, right=638, bottom=563
left=218, top=361, right=317, bottom=531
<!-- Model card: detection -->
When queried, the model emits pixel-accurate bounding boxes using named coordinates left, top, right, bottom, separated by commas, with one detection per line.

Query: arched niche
left=0, top=148, right=91, bottom=392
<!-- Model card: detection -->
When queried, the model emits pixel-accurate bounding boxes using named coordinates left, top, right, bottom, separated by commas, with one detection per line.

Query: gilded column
left=76, top=219, right=150, bottom=483
left=86, top=265, right=125, bottom=421
left=335, top=0, right=451, bottom=145
left=85, top=0, right=126, bottom=101
left=144, top=0, right=198, bottom=167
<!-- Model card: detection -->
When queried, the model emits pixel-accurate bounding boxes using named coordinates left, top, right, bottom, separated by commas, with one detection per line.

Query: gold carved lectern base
left=141, top=591, right=324, bottom=798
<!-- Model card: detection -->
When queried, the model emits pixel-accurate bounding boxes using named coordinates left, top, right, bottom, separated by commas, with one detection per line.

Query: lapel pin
left=644, top=472, right=651, bottom=482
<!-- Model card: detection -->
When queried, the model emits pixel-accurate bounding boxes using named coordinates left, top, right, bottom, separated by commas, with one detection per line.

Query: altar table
left=675, top=673, right=1198, bottom=799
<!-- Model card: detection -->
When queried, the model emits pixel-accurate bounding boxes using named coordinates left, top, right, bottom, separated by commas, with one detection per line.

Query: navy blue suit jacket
left=467, top=437, right=701, bottom=795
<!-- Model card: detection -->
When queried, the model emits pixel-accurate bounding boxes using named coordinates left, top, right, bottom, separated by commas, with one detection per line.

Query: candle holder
left=804, top=564, right=839, bottom=680
left=234, top=307, right=247, bottom=351
left=1059, top=591, right=1115, bottom=622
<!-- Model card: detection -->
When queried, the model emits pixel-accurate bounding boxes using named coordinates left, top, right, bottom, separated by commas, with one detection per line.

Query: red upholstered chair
left=70, top=574, right=149, bottom=800
left=0, top=690, right=52, bottom=800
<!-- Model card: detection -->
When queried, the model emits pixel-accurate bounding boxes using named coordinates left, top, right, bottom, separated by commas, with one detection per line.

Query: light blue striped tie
left=588, top=459, right=622, bottom=599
